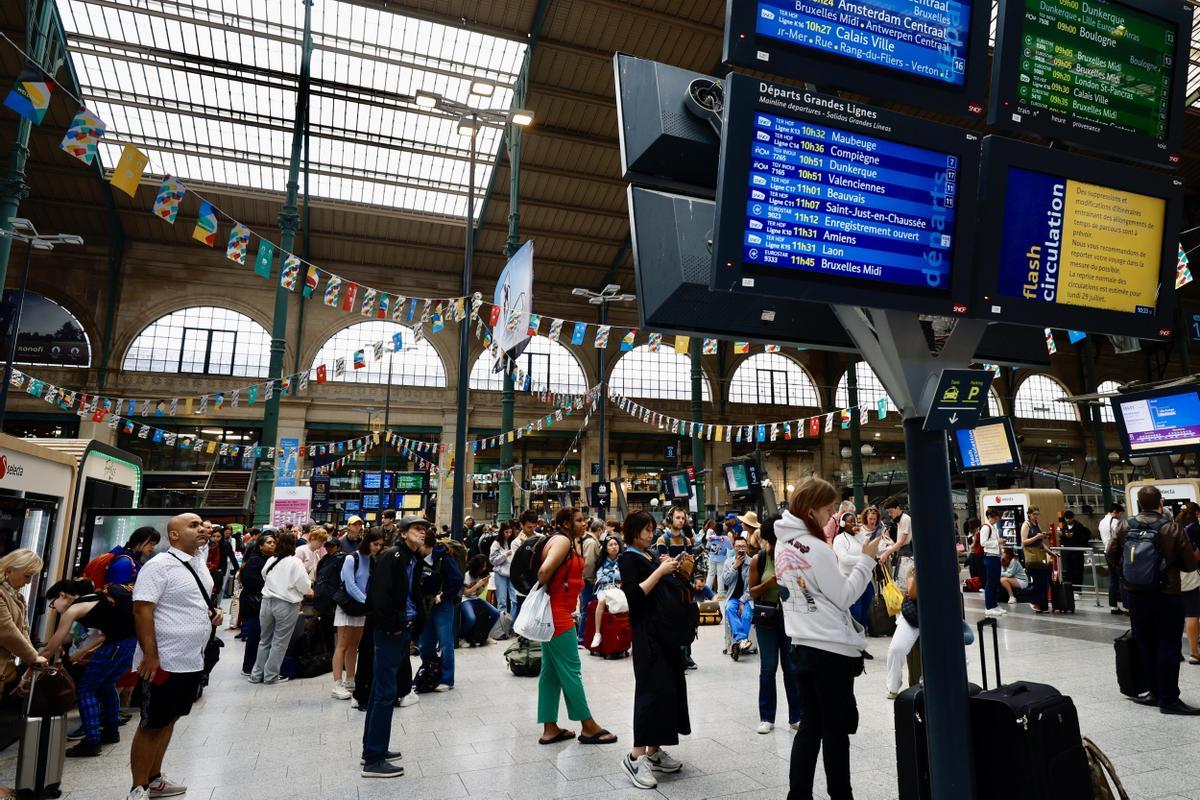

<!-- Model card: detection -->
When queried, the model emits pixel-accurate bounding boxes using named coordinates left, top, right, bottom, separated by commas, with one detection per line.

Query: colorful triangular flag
left=192, top=201, right=218, bottom=246
left=110, top=144, right=148, bottom=197
left=59, top=108, right=106, bottom=165
left=152, top=175, right=186, bottom=223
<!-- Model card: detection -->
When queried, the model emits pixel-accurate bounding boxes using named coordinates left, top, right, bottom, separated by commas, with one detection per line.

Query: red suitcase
left=583, top=599, right=631, bottom=658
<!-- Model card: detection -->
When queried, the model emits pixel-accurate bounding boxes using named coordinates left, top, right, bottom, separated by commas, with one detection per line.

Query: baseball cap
left=347, top=515, right=364, bottom=525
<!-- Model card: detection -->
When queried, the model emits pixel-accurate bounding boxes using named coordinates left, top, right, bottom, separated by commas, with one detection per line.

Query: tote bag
left=513, top=584, right=556, bottom=642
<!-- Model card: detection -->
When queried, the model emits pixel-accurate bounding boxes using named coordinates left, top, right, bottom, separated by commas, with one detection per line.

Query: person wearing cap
left=722, top=515, right=760, bottom=659
left=360, top=516, right=429, bottom=779
left=342, top=517, right=365, bottom=554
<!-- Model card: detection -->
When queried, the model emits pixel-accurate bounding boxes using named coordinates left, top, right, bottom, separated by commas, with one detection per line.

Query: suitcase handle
left=976, top=617, right=1002, bottom=690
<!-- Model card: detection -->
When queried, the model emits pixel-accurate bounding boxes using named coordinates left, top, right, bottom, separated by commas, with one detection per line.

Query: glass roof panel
left=56, top=0, right=527, bottom=219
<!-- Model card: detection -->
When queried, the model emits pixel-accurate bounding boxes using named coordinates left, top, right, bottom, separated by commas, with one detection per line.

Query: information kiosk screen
left=712, top=74, right=980, bottom=317
left=1113, top=385, right=1200, bottom=457
left=973, top=136, right=1182, bottom=339
left=988, top=0, right=1190, bottom=165
left=724, top=0, right=991, bottom=117
left=953, top=417, right=1022, bottom=473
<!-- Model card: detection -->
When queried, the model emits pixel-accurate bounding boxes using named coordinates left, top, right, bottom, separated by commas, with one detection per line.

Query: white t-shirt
left=132, top=547, right=214, bottom=674
left=1098, top=514, right=1117, bottom=548
left=980, top=523, right=1001, bottom=556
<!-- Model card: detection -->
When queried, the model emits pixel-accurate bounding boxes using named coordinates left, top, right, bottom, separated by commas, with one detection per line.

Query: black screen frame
left=724, top=0, right=991, bottom=119
left=711, top=73, right=981, bottom=317
left=664, top=470, right=693, bottom=501
left=1111, top=383, right=1200, bottom=458
left=951, top=416, right=1023, bottom=474
left=988, top=0, right=1191, bottom=166
left=973, top=135, right=1183, bottom=340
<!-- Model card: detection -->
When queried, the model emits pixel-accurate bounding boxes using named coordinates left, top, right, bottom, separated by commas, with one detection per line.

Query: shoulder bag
left=750, top=552, right=782, bottom=626
left=169, top=553, right=223, bottom=674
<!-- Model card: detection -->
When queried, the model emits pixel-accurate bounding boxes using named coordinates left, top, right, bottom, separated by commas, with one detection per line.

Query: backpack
left=650, top=573, right=699, bottom=647
left=509, top=534, right=550, bottom=595
left=81, top=551, right=134, bottom=591
left=444, top=539, right=469, bottom=576
left=504, top=635, right=542, bottom=677
left=314, top=551, right=348, bottom=613
left=414, top=655, right=443, bottom=692
left=1121, top=518, right=1169, bottom=592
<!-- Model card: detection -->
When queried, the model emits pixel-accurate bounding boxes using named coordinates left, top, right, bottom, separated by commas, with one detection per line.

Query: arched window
left=469, top=335, right=587, bottom=394
left=1014, top=374, right=1077, bottom=421
left=123, top=306, right=269, bottom=377
left=988, top=387, right=1003, bottom=418
left=1097, top=380, right=1122, bottom=423
left=835, top=362, right=897, bottom=413
left=729, top=353, right=819, bottom=406
left=310, top=321, right=446, bottom=387
left=3, top=291, right=91, bottom=367
left=609, top=344, right=712, bottom=401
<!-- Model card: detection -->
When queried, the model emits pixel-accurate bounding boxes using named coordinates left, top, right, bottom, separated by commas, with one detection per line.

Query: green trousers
left=538, top=629, right=592, bottom=724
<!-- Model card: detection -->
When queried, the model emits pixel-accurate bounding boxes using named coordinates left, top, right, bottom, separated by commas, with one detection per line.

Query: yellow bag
left=881, top=572, right=905, bottom=617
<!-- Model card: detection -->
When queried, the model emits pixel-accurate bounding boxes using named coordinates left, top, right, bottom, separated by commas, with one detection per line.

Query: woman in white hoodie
left=249, top=531, right=312, bottom=685
left=774, top=478, right=880, bottom=800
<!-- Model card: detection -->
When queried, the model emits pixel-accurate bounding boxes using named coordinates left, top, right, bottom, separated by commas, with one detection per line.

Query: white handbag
left=513, top=584, right=556, bottom=642
left=1181, top=570, right=1200, bottom=593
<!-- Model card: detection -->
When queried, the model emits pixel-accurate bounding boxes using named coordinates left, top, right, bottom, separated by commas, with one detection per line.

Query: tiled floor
left=10, top=592, right=1200, bottom=800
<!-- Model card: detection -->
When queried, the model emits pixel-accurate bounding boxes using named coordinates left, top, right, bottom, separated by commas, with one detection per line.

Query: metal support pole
left=0, top=242, right=34, bottom=431
left=498, top=124, right=521, bottom=523
left=690, top=337, right=706, bottom=516
left=848, top=360, right=864, bottom=509
left=598, top=302, right=609, bottom=510
left=0, top=0, right=56, bottom=293
left=379, top=355, right=392, bottom=513
left=96, top=224, right=125, bottom=390
left=292, top=103, right=312, bottom=391
left=253, top=0, right=313, bottom=525
left=451, top=124, right=478, bottom=535
left=1082, top=338, right=1113, bottom=509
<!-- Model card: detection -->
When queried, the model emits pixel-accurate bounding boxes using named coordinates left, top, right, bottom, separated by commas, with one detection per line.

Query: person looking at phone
left=128, top=512, right=223, bottom=800
left=721, top=536, right=755, bottom=659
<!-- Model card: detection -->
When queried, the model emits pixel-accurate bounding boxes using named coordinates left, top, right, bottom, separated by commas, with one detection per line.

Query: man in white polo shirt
left=127, top=513, right=222, bottom=800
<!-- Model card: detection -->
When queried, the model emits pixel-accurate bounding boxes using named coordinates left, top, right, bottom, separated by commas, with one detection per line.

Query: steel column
left=498, top=122, right=522, bottom=522
left=450, top=125, right=477, bottom=535
left=1083, top=338, right=1114, bottom=509
left=253, top=0, right=313, bottom=525
left=848, top=359, right=864, bottom=509
left=690, top=337, right=706, bottom=515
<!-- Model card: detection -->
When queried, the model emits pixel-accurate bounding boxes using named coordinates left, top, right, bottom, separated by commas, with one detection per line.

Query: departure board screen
left=1016, top=0, right=1174, bottom=139
left=989, top=0, right=1191, bottom=164
left=753, top=0, right=971, bottom=86
left=954, top=418, right=1020, bottom=472
left=742, top=111, right=958, bottom=291
left=1114, top=387, right=1200, bottom=455
left=996, top=166, right=1165, bottom=315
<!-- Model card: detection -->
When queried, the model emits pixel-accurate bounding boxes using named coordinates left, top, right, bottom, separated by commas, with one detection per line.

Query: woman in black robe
left=617, top=510, right=693, bottom=790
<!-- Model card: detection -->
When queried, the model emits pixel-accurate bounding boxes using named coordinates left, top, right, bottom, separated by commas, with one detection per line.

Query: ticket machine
left=977, top=489, right=1065, bottom=551
left=1124, top=478, right=1200, bottom=518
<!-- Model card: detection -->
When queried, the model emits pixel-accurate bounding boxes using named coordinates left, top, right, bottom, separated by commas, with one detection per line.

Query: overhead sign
left=492, top=240, right=534, bottom=360
left=1190, top=314, right=1200, bottom=343
left=310, top=475, right=329, bottom=510
left=924, top=369, right=994, bottom=430
left=271, top=486, right=311, bottom=528
left=276, top=437, right=299, bottom=488
left=0, top=291, right=90, bottom=367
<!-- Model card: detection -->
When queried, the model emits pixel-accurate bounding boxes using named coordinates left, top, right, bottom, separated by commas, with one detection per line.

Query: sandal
left=538, top=729, right=575, bottom=745
left=578, top=729, right=618, bottom=745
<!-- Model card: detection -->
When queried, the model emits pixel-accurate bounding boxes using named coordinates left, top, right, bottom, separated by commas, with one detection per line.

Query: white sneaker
left=127, top=788, right=150, bottom=800
left=622, top=754, right=658, bottom=789
left=756, top=721, right=774, bottom=734
left=591, top=633, right=602, bottom=649
left=1007, top=596, right=1017, bottom=604
left=983, top=608, right=1004, bottom=617
left=646, top=748, right=682, bottom=773
left=331, top=683, right=352, bottom=700
left=399, top=693, right=419, bottom=707
left=433, top=684, right=452, bottom=693
left=147, top=773, right=187, bottom=797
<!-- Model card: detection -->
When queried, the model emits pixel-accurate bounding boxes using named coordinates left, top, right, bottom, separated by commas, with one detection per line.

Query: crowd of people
left=0, top=476, right=1194, bottom=800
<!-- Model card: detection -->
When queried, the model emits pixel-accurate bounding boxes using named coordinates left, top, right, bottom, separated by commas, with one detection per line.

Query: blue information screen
left=742, top=111, right=959, bottom=290
left=362, top=472, right=394, bottom=490
left=755, top=0, right=971, bottom=86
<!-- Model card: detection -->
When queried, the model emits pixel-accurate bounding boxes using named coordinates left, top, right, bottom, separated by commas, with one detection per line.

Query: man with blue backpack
left=1107, top=485, right=1200, bottom=715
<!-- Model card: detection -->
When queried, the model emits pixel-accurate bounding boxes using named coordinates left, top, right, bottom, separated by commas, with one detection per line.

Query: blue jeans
left=419, top=600, right=456, bottom=687
left=983, top=555, right=1002, bottom=609
left=362, top=628, right=410, bottom=764
left=494, top=574, right=517, bottom=616
left=460, top=597, right=500, bottom=637
left=849, top=581, right=874, bottom=629
left=577, top=581, right=597, bottom=644
left=77, top=637, right=136, bottom=743
left=726, top=598, right=753, bottom=643
left=241, top=614, right=261, bottom=674
left=755, top=618, right=801, bottom=725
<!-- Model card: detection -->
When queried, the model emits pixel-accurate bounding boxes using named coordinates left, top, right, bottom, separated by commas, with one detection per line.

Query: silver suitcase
left=15, top=671, right=66, bottom=799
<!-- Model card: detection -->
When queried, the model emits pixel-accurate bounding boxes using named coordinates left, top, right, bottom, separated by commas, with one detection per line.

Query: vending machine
left=1124, top=479, right=1200, bottom=518
left=977, top=489, right=1065, bottom=551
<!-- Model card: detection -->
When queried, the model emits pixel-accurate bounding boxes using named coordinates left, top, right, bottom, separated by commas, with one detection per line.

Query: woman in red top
left=536, top=507, right=618, bottom=746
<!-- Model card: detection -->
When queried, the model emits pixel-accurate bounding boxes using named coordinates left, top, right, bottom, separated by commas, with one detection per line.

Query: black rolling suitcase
left=1113, top=630, right=1148, bottom=698
left=15, top=671, right=67, bottom=799
left=1051, top=580, right=1076, bottom=613
left=894, top=670, right=983, bottom=799
left=971, top=618, right=1091, bottom=800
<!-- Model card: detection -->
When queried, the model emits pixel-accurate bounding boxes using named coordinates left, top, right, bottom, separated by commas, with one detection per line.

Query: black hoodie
left=367, top=543, right=426, bottom=635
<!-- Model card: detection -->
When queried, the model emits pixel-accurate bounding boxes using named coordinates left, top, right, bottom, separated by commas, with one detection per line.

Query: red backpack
left=81, top=552, right=134, bottom=591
